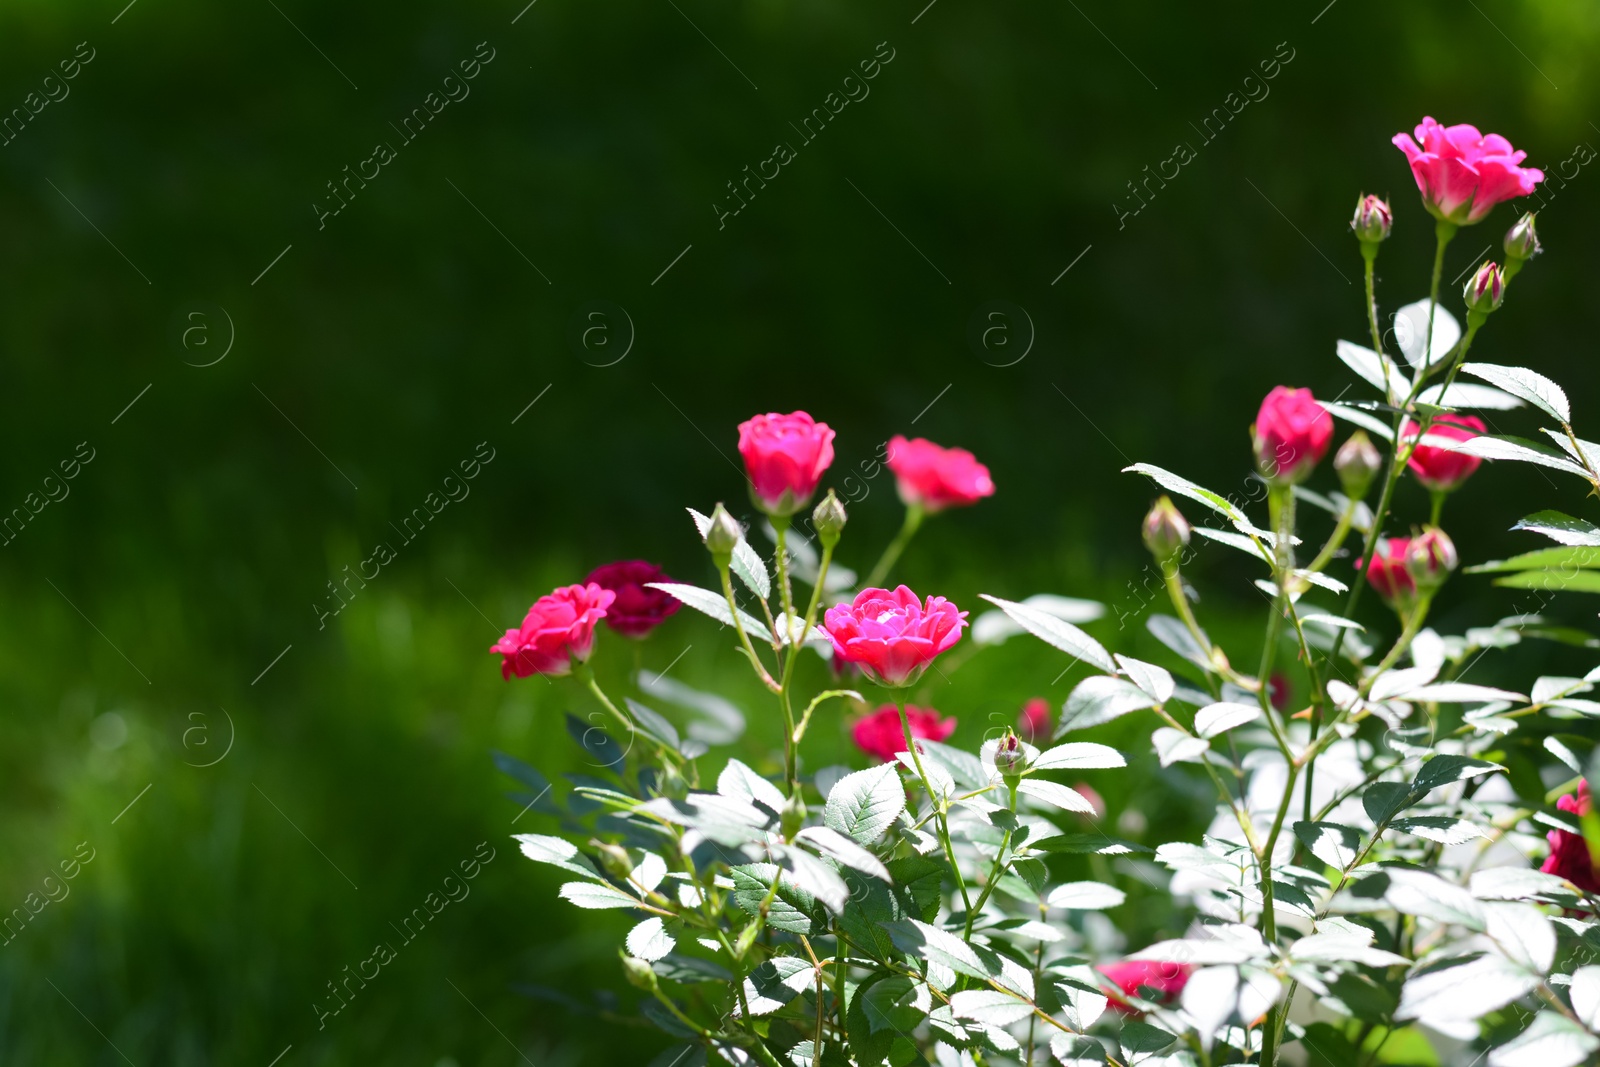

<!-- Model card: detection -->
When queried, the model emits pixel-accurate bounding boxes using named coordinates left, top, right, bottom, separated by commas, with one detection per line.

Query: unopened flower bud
left=780, top=791, right=807, bottom=840
left=1334, top=431, right=1382, bottom=499
left=813, top=491, right=847, bottom=550
left=591, top=840, right=634, bottom=881
left=621, top=954, right=658, bottom=992
left=1351, top=194, right=1393, bottom=244
left=992, top=730, right=1026, bottom=778
left=1142, top=496, right=1190, bottom=564
left=1406, top=527, right=1458, bottom=591
left=1504, top=212, right=1540, bottom=261
left=704, top=503, right=742, bottom=567
left=1463, top=261, right=1505, bottom=314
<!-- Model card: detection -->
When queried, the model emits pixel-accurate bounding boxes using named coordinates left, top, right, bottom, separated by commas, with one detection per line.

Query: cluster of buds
left=1365, top=528, right=1458, bottom=612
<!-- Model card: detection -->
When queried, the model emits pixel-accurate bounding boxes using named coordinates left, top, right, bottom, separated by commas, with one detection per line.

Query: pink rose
left=1542, top=782, right=1600, bottom=893
left=1099, top=960, right=1192, bottom=1015
left=737, top=411, right=836, bottom=516
left=1018, top=698, right=1051, bottom=741
left=1253, top=386, right=1334, bottom=485
left=851, top=704, right=956, bottom=763
left=1393, top=117, right=1544, bottom=225
left=491, top=583, right=615, bottom=679
left=823, top=585, right=967, bottom=688
left=1402, top=414, right=1485, bottom=492
left=585, top=560, right=681, bottom=638
left=1361, top=537, right=1416, bottom=608
left=886, top=435, right=996, bottom=513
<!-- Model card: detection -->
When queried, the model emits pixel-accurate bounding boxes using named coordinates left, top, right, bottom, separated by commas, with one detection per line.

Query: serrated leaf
left=1417, top=381, right=1525, bottom=410
left=1057, top=675, right=1158, bottom=735
left=688, top=507, right=770, bottom=600
left=1115, top=654, right=1175, bottom=702
left=1447, top=435, right=1590, bottom=479
left=729, top=863, right=824, bottom=935
left=637, top=670, right=746, bottom=746
left=514, top=834, right=602, bottom=881
left=1046, top=881, right=1125, bottom=911
left=1325, top=401, right=1397, bottom=442
left=1414, top=754, right=1503, bottom=793
left=858, top=974, right=926, bottom=1034
left=1122, top=463, right=1274, bottom=543
left=1397, top=954, right=1538, bottom=1026
left=626, top=917, right=675, bottom=961
left=1361, top=780, right=1413, bottom=828
left=1494, top=571, right=1600, bottom=594
left=978, top=594, right=1114, bottom=673
left=1385, top=869, right=1485, bottom=928
left=1050, top=1034, right=1107, bottom=1066
left=1336, top=339, right=1410, bottom=399
left=1513, top=511, right=1600, bottom=547
left=1119, top=1019, right=1177, bottom=1054
left=646, top=582, right=774, bottom=643
left=796, top=826, right=891, bottom=881
left=949, top=989, right=1034, bottom=1027
left=1193, top=702, right=1261, bottom=739
left=559, top=881, right=643, bottom=910
left=1152, top=727, right=1209, bottom=767
left=971, top=594, right=1105, bottom=646
left=1461, top=363, right=1571, bottom=424
left=718, top=757, right=786, bottom=815
left=1031, top=742, right=1126, bottom=771
left=777, top=846, right=850, bottom=914
left=1294, top=822, right=1362, bottom=870
left=624, top=698, right=682, bottom=751
left=743, top=956, right=814, bottom=1016
left=885, top=919, right=1007, bottom=985
left=1391, top=816, right=1487, bottom=845
left=1468, top=546, right=1600, bottom=574
left=1486, top=901, right=1556, bottom=972
left=823, top=764, right=906, bottom=846
left=1569, top=966, right=1600, bottom=1030
left=1489, top=1011, right=1600, bottom=1067
left=1016, top=779, right=1096, bottom=814
left=1394, top=297, right=1461, bottom=368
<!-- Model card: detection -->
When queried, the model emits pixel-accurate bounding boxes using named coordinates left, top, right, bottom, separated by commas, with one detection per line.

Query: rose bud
left=992, top=730, right=1027, bottom=777
left=1141, top=496, right=1190, bottom=564
left=1392, top=117, right=1544, bottom=225
left=1253, top=386, right=1335, bottom=486
left=1406, top=527, right=1458, bottom=590
left=1350, top=194, right=1393, bottom=243
left=813, top=490, right=847, bottom=549
left=703, top=503, right=742, bottom=566
left=737, top=410, right=836, bottom=517
left=1401, top=414, right=1485, bottom=493
left=1541, top=782, right=1600, bottom=892
left=886, top=435, right=996, bottom=513
left=621, top=955, right=658, bottom=992
left=1334, top=431, right=1383, bottom=500
left=824, top=585, right=967, bottom=689
left=1362, top=536, right=1417, bottom=609
left=586, top=560, right=681, bottom=638
left=490, top=583, right=615, bottom=679
left=591, top=840, right=634, bottom=881
left=851, top=704, right=956, bottom=763
left=1099, top=960, right=1192, bottom=1016
left=1505, top=212, right=1541, bottom=261
left=1464, top=261, right=1506, bottom=314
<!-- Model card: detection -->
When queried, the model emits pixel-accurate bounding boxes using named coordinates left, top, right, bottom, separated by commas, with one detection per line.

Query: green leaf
left=1487, top=1010, right=1599, bottom=1067
left=492, top=750, right=559, bottom=812
left=1193, top=702, right=1261, bottom=738
left=646, top=581, right=774, bottom=643
left=1391, top=816, right=1486, bottom=845
left=1452, top=435, right=1590, bottom=480
left=949, top=989, right=1033, bottom=1027
left=1030, top=741, right=1125, bottom=771
left=1050, top=1034, right=1108, bottom=1066
left=1119, top=1019, right=1177, bottom=1054
left=1493, top=571, right=1600, bottom=594
left=626, top=917, right=675, bottom=961
left=846, top=972, right=898, bottom=1066
left=624, top=698, right=682, bottom=751
left=1468, top=546, right=1600, bottom=574
left=743, top=955, right=814, bottom=1016
left=885, top=919, right=1006, bottom=984
left=729, top=862, right=826, bottom=935
left=1016, top=779, right=1096, bottom=814
left=514, top=834, right=602, bottom=881
left=917, top=739, right=986, bottom=790
left=1045, top=881, right=1125, bottom=911
left=717, top=757, right=786, bottom=815
left=858, top=974, right=926, bottom=1035
left=1413, top=754, right=1503, bottom=794
left=823, top=764, right=906, bottom=846
left=1057, top=675, right=1158, bottom=735
left=566, top=713, right=625, bottom=769
left=1294, top=822, right=1362, bottom=870
left=977, top=594, right=1114, bottom=673
left=1362, top=781, right=1415, bottom=825
left=558, top=881, right=643, bottom=910
left=687, top=507, right=770, bottom=600
left=1512, top=510, right=1600, bottom=547
left=887, top=856, right=944, bottom=922
left=1030, top=833, right=1148, bottom=856
left=796, top=826, right=891, bottom=881
left=1459, top=363, right=1570, bottom=424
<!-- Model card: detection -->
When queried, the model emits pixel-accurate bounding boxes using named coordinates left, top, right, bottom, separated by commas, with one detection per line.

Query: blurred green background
left=4, top=0, right=1600, bottom=1062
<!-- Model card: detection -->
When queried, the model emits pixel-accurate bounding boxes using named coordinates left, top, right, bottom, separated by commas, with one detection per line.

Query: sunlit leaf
left=1460, top=362, right=1570, bottom=424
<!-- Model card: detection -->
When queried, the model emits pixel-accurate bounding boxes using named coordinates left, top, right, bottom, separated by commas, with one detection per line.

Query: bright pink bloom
left=1403, top=414, right=1486, bottom=492
left=1099, top=960, right=1192, bottom=1015
left=823, top=585, right=967, bottom=688
left=1542, top=782, right=1600, bottom=893
left=1362, top=537, right=1417, bottom=607
left=491, top=583, right=615, bottom=679
left=886, top=435, right=996, bottom=513
left=585, top=560, right=681, bottom=638
left=1393, top=117, right=1544, bottom=225
left=1019, top=698, right=1051, bottom=740
left=737, top=411, right=836, bottom=515
left=1253, top=387, right=1334, bottom=485
left=852, top=704, right=956, bottom=763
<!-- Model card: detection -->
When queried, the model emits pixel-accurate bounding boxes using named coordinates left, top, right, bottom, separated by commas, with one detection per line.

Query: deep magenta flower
left=1362, top=537, right=1417, bottom=608
left=585, top=560, right=681, bottom=638
left=1542, top=782, right=1600, bottom=893
left=1099, top=960, right=1192, bottom=1015
left=1253, top=386, right=1334, bottom=485
left=823, top=585, right=967, bottom=688
left=1402, top=414, right=1486, bottom=492
left=886, top=435, right=996, bottom=512
left=1392, top=117, right=1544, bottom=225
left=737, top=411, right=836, bottom=516
left=851, top=704, right=956, bottom=763
left=491, top=583, right=614, bottom=679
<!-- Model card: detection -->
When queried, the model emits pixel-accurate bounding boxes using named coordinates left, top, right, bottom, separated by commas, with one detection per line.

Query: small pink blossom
left=1253, top=386, right=1334, bottom=485
left=852, top=704, right=956, bottom=763
left=1018, top=698, right=1051, bottom=740
left=491, top=583, right=615, bottom=679
left=1393, top=117, right=1544, bottom=225
left=823, top=585, right=967, bottom=688
left=737, top=411, right=836, bottom=516
left=1362, top=537, right=1417, bottom=608
left=1541, top=782, right=1599, bottom=893
left=1099, top=960, right=1191, bottom=1015
left=1403, top=414, right=1486, bottom=492
left=886, top=435, right=996, bottom=513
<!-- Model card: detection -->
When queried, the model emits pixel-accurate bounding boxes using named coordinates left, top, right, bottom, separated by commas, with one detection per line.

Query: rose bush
left=490, top=119, right=1600, bottom=1066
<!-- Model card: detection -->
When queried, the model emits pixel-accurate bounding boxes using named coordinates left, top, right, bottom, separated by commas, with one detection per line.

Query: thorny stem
left=898, top=701, right=974, bottom=918
left=863, top=503, right=925, bottom=591
left=718, top=564, right=781, bottom=693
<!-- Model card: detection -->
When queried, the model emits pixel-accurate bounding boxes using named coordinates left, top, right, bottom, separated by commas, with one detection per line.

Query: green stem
left=1255, top=759, right=1300, bottom=1067
left=1422, top=220, right=1457, bottom=380
left=863, top=504, right=925, bottom=590
left=774, top=517, right=797, bottom=630
left=964, top=778, right=1018, bottom=939
left=718, top=564, right=780, bottom=692
left=1362, top=244, right=1391, bottom=402
left=1304, top=496, right=1358, bottom=576
left=1364, top=597, right=1432, bottom=689
left=898, top=701, right=973, bottom=918
left=1429, top=490, right=1445, bottom=526
left=578, top=665, right=678, bottom=769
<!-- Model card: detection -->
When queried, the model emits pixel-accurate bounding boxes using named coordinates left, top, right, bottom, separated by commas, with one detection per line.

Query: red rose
left=823, top=585, right=967, bottom=688
left=1099, top=960, right=1192, bottom=1015
left=490, top=583, right=614, bottom=679
left=1393, top=117, right=1544, bottom=225
left=1402, top=414, right=1486, bottom=493
left=585, top=560, right=681, bottom=638
left=851, top=704, right=956, bottom=763
left=1362, top=537, right=1417, bottom=608
left=886, top=435, right=996, bottom=513
left=1018, top=698, right=1051, bottom=741
left=1541, top=782, right=1600, bottom=893
left=737, top=411, right=836, bottom=516
left=1253, top=386, right=1334, bottom=485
